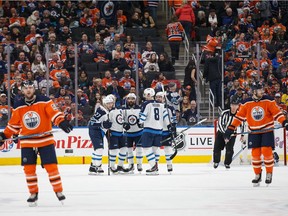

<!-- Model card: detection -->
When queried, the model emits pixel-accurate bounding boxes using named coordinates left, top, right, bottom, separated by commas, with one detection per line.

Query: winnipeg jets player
left=155, top=91, right=177, bottom=173
left=139, top=88, right=170, bottom=175
left=108, top=94, right=130, bottom=174
left=88, top=95, right=114, bottom=175
left=122, top=93, right=143, bottom=173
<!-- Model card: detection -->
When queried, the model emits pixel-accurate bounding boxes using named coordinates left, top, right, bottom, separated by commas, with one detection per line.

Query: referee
left=213, top=95, right=243, bottom=169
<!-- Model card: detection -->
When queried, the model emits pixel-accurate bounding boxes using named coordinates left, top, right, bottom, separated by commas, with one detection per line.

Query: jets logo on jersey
left=116, top=114, right=123, bottom=125
left=251, top=106, right=264, bottom=121
left=23, top=111, right=40, bottom=129
left=128, top=114, right=137, bottom=125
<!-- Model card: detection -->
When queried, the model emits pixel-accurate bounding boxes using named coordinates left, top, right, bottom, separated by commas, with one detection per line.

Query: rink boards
left=0, top=127, right=287, bottom=165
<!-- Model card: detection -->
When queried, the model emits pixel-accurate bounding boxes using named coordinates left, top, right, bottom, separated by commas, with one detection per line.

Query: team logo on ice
left=23, top=111, right=40, bottom=129
left=128, top=115, right=137, bottom=125
left=251, top=106, right=264, bottom=121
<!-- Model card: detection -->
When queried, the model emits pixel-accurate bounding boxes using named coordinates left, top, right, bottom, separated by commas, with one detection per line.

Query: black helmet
left=230, top=95, right=242, bottom=105
left=21, top=80, right=35, bottom=88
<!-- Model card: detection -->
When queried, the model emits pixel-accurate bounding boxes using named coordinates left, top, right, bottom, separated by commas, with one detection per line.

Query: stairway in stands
left=156, top=6, right=219, bottom=124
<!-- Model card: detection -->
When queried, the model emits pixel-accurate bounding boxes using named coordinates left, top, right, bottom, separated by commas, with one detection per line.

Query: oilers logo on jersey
left=251, top=106, right=265, bottom=121
left=23, top=111, right=40, bottom=129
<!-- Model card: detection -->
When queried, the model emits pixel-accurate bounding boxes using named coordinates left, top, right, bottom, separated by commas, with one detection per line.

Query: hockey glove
left=59, top=120, right=73, bottom=133
left=224, top=128, right=234, bottom=143
left=167, top=123, right=177, bottom=137
left=123, top=122, right=130, bottom=131
left=102, top=120, right=112, bottom=129
left=136, top=119, right=143, bottom=128
left=0, top=132, right=7, bottom=146
left=282, top=120, right=288, bottom=130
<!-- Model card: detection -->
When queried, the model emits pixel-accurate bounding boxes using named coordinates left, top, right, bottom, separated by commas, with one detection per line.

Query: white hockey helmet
left=102, top=95, right=114, bottom=104
left=155, top=91, right=165, bottom=98
left=126, top=93, right=137, bottom=100
left=143, top=88, right=155, bottom=98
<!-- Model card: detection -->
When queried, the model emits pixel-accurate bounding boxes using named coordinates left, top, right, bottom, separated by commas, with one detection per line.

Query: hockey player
left=155, top=91, right=177, bottom=173
left=107, top=94, right=130, bottom=174
left=88, top=95, right=114, bottom=175
left=224, top=82, right=288, bottom=186
left=139, top=88, right=170, bottom=175
left=213, top=95, right=243, bottom=169
left=0, top=80, right=73, bottom=206
left=122, top=93, right=143, bottom=173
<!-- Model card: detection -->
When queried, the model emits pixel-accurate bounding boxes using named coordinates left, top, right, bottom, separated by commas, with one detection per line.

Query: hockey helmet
left=21, top=80, right=35, bottom=88
left=155, top=91, right=165, bottom=98
left=143, top=88, right=155, bottom=98
left=102, top=95, right=114, bottom=104
left=230, top=96, right=242, bottom=105
left=126, top=93, right=136, bottom=100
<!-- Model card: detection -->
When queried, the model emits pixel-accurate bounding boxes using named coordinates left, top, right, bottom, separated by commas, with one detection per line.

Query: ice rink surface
left=0, top=164, right=288, bottom=216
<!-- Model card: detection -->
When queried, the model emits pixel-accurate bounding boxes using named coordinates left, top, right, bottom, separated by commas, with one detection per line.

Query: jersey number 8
left=154, top=108, right=159, bottom=120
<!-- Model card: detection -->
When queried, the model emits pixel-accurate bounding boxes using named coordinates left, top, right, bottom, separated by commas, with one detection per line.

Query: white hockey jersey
left=109, top=108, right=124, bottom=136
left=122, top=105, right=143, bottom=137
left=139, top=100, right=170, bottom=134
left=89, top=105, right=109, bottom=133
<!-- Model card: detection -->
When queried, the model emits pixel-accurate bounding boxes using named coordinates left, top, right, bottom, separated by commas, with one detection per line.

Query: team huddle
left=88, top=87, right=177, bottom=176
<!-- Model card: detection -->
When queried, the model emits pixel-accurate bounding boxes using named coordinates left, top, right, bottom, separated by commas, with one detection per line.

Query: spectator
left=80, top=8, right=97, bottom=28
left=158, top=52, right=175, bottom=72
left=175, top=0, right=195, bottom=39
left=26, top=10, right=41, bottom=27
left=196, top=10, right=207, bottom=27
left=96, top=18, right=109, bottom=33
left=123, top=35, right=134, bottom=52
left=142, top=10, right=155, bottom=28
left=78, top=33, right=94, bottom=54
left=131, top=12, right=142, bottom=28
left=93, top=41, right=110, bottom=64
left=182, top=100, right=199, bottom=125
left=73, top=88, right=89, bottom=107
left=106, top=78, right=126, bottom=107
left=181, top=95, right=191, bottom=112
left=144, top=52, right=159, bottom=73
left=110, top=52, right=129, bottom=79
left=208, top=9, right=218, bottom=27
left=61, top=1, right=76, bottom=23
left=119, top=69, right=136, bottom=93
left=275, top=93, right=287, bottom=113
left=14, top=51, right=31, bottom=72
left=10, top=27, right=22, bottom=42
left=166, top=15, right=184, bottom=65
left=151, top=72, right=168, bottom=91
left=112, top=44, right=124, bottom=59
left=92, top=33, right=102, bottom=50
left=176, top=109, right=187, bottom=126
left=9, top=8, right=26, bottom=28
left=88, top=77, right=106, bottom=106
left=141, top=41, right=158, bottom=64
left=26, top=71, right=38, bottom=90
left=184, top=59, right=197, bottom=100
left=78, top=70, right=90, bottom=91
left=38, top=16, right=53, bottom=36
left=50, top=60, right=70, bottom=81
left=58, top=70, right=73, bottom=90
left=106, top=33, right=123, bottom=53
left=117, top=9, right=127, bottom=26
left=59, top=26, right=72, bottom=42
left=102, top=70, right=113, bottom=89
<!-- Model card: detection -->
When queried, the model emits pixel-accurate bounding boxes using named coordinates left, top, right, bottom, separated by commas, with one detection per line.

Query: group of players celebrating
left=88, top=87, right=177, bottom=176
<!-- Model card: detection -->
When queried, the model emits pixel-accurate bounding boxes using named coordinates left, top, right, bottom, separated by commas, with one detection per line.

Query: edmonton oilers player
left=139, top=88, right=170, bottom=175
left=122, top=93, right=143, bottom=173
left=0, top=80, right=73, bottom=206
left=88, top=95, right=114, bottom=175
left=225, top=82, right=287, bottom=186
left=155, top=91, right=177, bottom=173
left=108, top=94, right=130, bottom=174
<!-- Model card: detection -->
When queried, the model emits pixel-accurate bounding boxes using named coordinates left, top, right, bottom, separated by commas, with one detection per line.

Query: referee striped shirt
left=217, top=109, right=236, bottom=134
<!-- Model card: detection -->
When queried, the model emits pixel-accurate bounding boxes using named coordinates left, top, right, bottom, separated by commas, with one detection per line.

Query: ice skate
left=110, top=166, right=119, bottom=174
left=252, top=172, right=262, bottom=187
left=146, top=163, right=159, bottom=176
left=213, top=163, right=219, bottom=169
left=117, top=165, right=130, bottom=174
left=167, top=164, right=173, bottom=173
left=97, top=165, right=104, bottom=174
left=265, top=173, right=272, bottom=186
left=55, top=192, right=65, bottom=205
left=137, top=164, right=143, bottom=173
left=88, top=163, right=98, bottom=175
left=224, top=164, right=230, bottom=169
left=127, top=164, right=135, bottom=174
left=27, top=193, right=38, bottom=207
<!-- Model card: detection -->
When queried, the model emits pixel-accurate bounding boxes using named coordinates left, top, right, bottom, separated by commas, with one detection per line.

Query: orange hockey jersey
left=166, top=22, right=184, bottom=41
left=3, top=95, right=65, bottom=148
left=228, top=95, right=286, bottom=133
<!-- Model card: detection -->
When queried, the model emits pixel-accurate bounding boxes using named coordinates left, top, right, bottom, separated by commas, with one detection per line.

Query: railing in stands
left=208, top=89, right=215, bottom=121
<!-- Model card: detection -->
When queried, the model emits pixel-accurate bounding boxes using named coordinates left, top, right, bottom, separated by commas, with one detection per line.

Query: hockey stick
left=2, top=130, right=60, bottom=142
left=232, top=144, right=247, bottom=162
left=106, top=114, right=111, bottom=176
left=161, top=118, right=208, bottom=144
left=231, top=126, right=283, bottom=136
